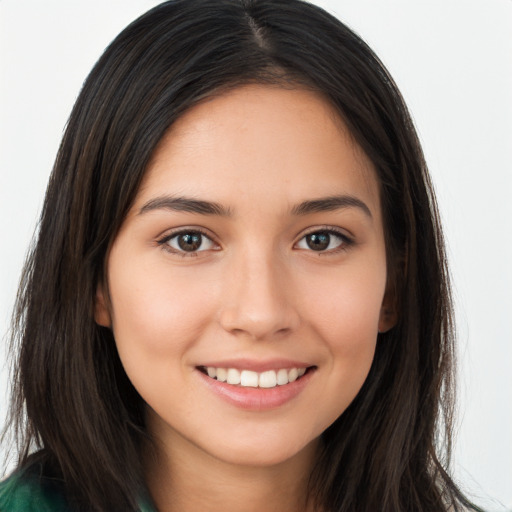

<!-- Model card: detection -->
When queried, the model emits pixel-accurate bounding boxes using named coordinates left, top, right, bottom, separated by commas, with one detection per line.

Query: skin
left=96, top=85, right=396, bottom=512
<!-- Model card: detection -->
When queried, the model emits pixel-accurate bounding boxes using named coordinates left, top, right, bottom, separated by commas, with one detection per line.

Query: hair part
left=4, top=1, right=481, bottom=511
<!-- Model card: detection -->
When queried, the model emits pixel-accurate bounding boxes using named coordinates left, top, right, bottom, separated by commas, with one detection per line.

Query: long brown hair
left=4, top=0, right=482, bottom=510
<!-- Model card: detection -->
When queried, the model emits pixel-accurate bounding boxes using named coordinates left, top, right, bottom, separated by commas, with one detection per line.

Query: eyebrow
left=139, top=196, right=231, bottom=216
left=138, top=194, right=372, bottom=218
left=291, top=195, right=373, bottom=218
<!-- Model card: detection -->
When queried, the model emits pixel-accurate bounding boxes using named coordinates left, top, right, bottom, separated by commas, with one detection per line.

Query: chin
left=201, top=430, right=321, bottom=469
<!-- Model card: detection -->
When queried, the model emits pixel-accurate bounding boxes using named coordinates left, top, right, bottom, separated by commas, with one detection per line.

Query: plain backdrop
left=1, top=1, right=511, bottom=510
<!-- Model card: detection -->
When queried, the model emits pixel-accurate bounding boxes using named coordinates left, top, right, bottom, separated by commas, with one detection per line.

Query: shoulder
left=1, top=463, right=157, bottom=512
left=0, top=468, right=69, bottom=512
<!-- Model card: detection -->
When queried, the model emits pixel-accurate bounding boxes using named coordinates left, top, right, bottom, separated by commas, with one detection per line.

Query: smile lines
left=200, top=366, right=309, bottom=388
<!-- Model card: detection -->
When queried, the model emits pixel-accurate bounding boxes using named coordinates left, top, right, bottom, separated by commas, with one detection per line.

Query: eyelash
left=296, top=227, right=354, bottom=255
left=157, top=228, right=219, bottom=257
left=156, top=226, right=354, bottom=257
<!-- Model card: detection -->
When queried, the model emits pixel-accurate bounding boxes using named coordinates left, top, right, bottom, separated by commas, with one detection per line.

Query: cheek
left=298, top=261, right=385, bottom=415
left=302, top=262, right=386, bottom=347
left=106, top=258, right=222, bottom=414
left=107, top=255, right=216, bottom=359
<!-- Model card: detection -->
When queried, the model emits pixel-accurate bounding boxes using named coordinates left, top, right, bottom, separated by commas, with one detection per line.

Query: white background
left=1, top=1, right=511, bottom=510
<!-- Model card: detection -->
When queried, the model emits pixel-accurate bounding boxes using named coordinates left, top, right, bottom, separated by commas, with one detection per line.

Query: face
left=96, top=85, right=395, bottom=469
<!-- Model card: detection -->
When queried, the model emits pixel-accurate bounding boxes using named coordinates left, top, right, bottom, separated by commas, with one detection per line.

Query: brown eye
left=296, top=230, right=349, bottom=252
left=165, top=231, right=216, bottom=253
left=305, top=232, right=330, bottom=251
left=177, top=233, right=202, bottom=251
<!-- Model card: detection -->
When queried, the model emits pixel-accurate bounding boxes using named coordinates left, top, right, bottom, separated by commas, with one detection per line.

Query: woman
left=0, top=0, right=484, bottom=510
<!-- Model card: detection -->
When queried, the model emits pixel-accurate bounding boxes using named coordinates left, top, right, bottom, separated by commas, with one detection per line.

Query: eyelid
left=155, top=225, right=354, bottom=256
left=298, top=224, right=353, bottom=237
left=156, top=226, right=221, bottom=256
left=293, top=225, right=355, bottom=253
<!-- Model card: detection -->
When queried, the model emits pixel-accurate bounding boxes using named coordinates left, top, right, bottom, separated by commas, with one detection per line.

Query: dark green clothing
left=0, top=470, right=156, bottom=512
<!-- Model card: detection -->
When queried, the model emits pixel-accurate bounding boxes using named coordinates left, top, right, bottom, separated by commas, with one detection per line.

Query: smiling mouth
left=197, top=366, right=314, bottom=389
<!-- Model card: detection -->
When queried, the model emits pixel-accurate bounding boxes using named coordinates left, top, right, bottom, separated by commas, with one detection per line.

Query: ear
left=94, top=284, right=112, bottom=328
left=378, top=287, right=398, bottom=333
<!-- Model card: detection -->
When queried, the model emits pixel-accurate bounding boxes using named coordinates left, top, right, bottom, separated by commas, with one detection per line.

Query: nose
left=218, top=250, right=300, bottom=341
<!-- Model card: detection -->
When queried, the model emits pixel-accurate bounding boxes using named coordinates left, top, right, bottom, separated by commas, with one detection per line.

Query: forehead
left=134, top=84, right=380, bottom=218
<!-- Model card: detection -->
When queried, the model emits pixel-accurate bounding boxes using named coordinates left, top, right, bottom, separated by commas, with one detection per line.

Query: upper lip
left=196, top=358, right=313, bottom=373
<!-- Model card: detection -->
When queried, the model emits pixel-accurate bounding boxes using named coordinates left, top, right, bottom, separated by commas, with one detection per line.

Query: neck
left=144, top=433, right=320, bottom=512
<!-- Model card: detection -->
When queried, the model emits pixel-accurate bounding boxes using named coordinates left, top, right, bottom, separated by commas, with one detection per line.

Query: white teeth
left=204, top=366, right=309, bottom=388
left=288, top=368, right=298, bottom=382
left=240, top=370, right=259, bottom=387
left=276, top=368, right=289, bottom=385
left=226, top=368, right=241, bottom=385
left=259, top=370, right=277, bottom=388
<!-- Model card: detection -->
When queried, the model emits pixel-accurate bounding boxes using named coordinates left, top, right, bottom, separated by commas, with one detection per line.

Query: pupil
left=307, top=232, right=330, bottom=251
left=178, top=233, right=202, bottom=251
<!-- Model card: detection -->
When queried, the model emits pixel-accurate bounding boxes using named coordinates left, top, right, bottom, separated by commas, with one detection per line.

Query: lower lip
left=197, top=369, right=314, bottom=411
